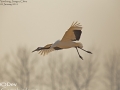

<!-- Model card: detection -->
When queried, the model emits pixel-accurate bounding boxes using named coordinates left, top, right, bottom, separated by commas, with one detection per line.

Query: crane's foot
left=79, top=55, right=83, bottom=60
left=86, top=51, right=92, bottom=54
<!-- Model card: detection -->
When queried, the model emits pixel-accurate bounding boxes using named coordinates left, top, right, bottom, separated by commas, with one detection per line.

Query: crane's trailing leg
left=76, top=47, right=83, bottom=60
left=79, top=48, right=92, bottom=54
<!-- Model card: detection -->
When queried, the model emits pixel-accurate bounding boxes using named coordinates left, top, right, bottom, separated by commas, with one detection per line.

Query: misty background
left=0, top=0, right=120, bottom=90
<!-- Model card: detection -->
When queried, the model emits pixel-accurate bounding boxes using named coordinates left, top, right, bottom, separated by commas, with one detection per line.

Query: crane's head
left=32, top=47, right=42, bottom=52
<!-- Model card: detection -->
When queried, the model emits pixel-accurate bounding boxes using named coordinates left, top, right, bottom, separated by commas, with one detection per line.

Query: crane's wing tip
left=71, top=21, right=82, bottom=27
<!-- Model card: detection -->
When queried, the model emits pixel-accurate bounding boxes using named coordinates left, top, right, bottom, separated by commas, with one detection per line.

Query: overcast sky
left=0, top=0, right=120, bottom=58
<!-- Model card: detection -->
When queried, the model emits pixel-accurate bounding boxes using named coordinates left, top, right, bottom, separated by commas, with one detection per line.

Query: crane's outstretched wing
left=39, top=43, right=64, bottom=56
left=39, top=48, right=55, bottom=56
left=61, top=22, right=82, bottom=41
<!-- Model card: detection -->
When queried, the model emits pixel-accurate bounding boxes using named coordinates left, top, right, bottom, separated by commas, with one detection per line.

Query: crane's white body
left=51, top=40, right=83, bottom=49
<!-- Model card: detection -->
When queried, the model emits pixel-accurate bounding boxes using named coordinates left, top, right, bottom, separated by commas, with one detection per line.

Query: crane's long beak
left=32, top=49, right=38, bottom=52
left=32, top=47, right=42, bottom=53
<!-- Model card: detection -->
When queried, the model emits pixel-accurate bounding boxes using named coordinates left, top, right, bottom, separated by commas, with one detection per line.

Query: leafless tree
left=68, top=53, right=98, bottom=90
left=45, top=49, right=98, bottom=90
left=0, top=54, right=9, bottom=82
left=1, top=47, right=99, bottom=90
left=104, top=50, right=120, bottom=90
left=3, top=47, right=39, bottom=89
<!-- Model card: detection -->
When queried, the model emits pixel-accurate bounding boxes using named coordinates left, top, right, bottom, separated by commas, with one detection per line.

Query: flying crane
left=32, top=22, right=92, bottom=60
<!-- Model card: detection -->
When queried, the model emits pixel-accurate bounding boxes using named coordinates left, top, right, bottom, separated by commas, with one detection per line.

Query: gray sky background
left=0, top=0, right=120, bottom=58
